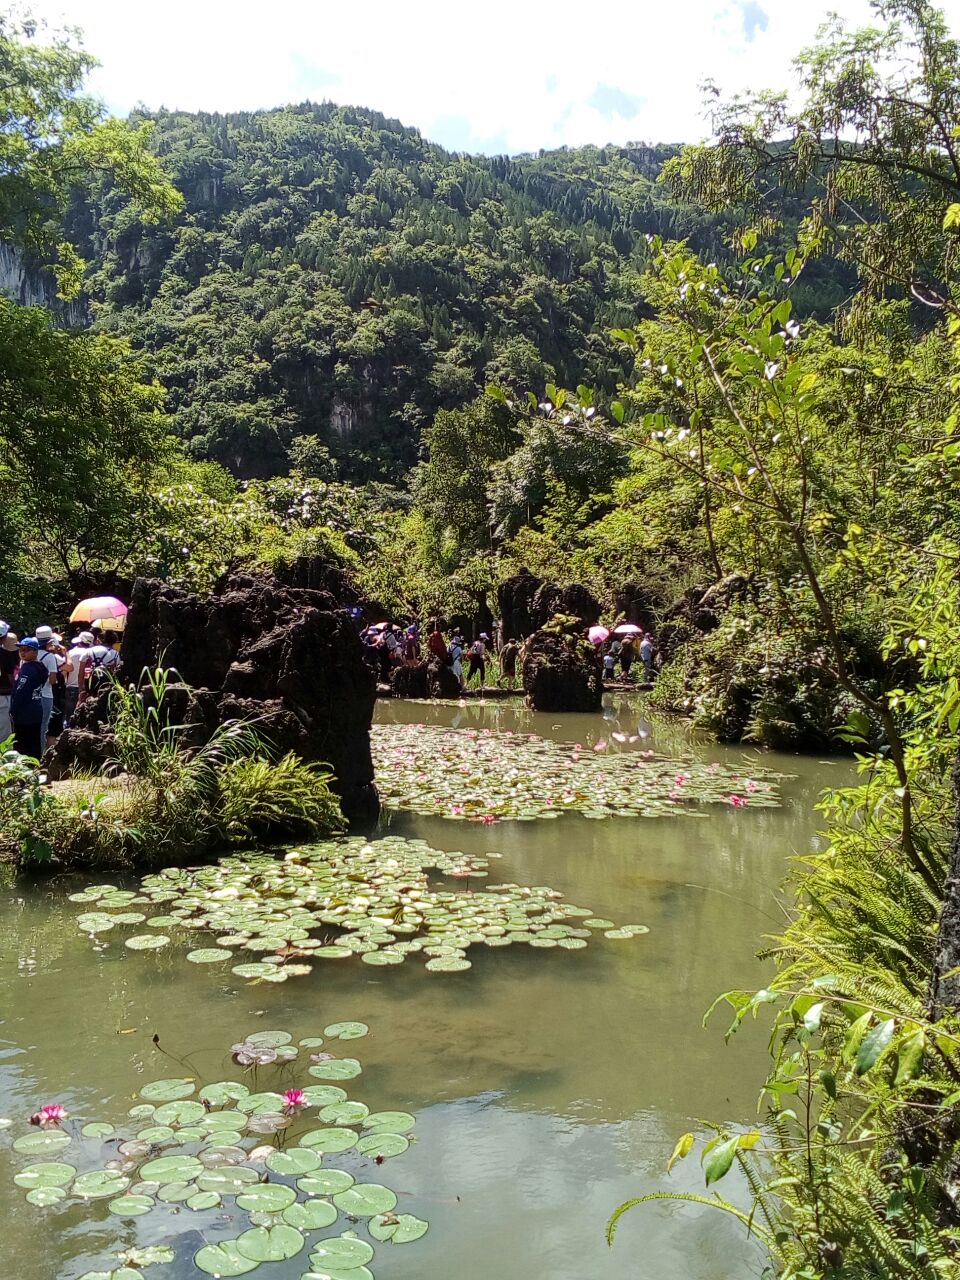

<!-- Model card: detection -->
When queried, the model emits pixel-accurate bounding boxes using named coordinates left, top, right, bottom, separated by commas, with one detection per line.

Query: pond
left=0, top=695, right=847, bottom=1280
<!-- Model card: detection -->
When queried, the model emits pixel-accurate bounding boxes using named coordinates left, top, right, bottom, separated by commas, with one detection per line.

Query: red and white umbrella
left=70, top=596, right=128, bottom=624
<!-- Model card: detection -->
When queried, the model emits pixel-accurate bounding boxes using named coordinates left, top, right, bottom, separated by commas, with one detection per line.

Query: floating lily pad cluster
left=9, top=1028, right=427, bottom=1278
left=372, top=723, right=778, bottom=821
left=68, top=837, right=647, bottom=977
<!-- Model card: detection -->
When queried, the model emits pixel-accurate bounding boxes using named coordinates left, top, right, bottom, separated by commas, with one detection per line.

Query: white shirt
left=39, top=650, right=60, bottom=699
left=66, top=645, right=91, bottom=689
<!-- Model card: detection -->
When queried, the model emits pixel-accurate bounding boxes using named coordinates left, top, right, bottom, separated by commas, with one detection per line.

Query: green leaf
left=703, top=1135, right=739, bottom=1185
left=842, top=1011, right=872, bottom=1066
left=610, top=400, right=625, bottom=424
left=667, top=1132, right=695, bottom=1173
left=895, top=1027, right=926, bottom=1085
left=485, top=383, right=506, bottom=402
left=856, top=1018, right=895, bottom=1076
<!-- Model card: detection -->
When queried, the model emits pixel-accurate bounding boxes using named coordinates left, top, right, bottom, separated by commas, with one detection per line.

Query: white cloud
left=30, top=0, right=960, bottom=153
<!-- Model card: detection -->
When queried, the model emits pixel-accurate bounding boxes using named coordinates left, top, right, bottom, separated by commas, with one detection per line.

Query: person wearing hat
left=0, top=627, right=18, bottom=742
left=34, top=627, right=63, bottom=747
left=10, top=638, right=47, bottom=759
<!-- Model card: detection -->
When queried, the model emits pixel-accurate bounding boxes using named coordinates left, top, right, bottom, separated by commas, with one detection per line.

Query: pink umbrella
left=588, top=625, right=610, bottom=645
left=613, top=623, right=643, bottom=636
left=69, top=595, right=127, bottom=624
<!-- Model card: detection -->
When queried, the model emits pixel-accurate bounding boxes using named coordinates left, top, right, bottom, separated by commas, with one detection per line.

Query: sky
left=28, top=0, right=960, bottom=155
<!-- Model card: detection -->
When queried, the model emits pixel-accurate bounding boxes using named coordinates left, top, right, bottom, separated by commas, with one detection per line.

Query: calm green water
left=1, top=696, right=846, bottom=1280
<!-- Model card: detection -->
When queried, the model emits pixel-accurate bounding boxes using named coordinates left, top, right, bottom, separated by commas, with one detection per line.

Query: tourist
left=619, top=635, right=636, bottom=680
left=10, top=638, right=47, bottom=759
left=35, top=626, right=61, bottom=746
left=66, top=632, right=93, bottom=725
left=45, top=637, right=70, bottom=742
left=606, top=638, right=622, bottom=682
left=381, top=625, right=399, bottom=679
left=467, top=634, right=487, bottom=687
left=603, top=645, right=617, bottom=683
left=427, top=623, right=448, bottom=664
left=403, top=626, right=420, bottom=664
left=499, top=638, right=519, bottom=688
left=0, top=626, right=18, bottom=742
left=88, top=632, right=120, bottom=692
left=640, top=633, right=655, bottom=682
left=450, top=632, right=465, bottom=689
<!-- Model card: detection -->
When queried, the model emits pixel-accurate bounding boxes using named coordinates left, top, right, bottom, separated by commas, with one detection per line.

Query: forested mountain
left=70, top=102, right=847, bottom=480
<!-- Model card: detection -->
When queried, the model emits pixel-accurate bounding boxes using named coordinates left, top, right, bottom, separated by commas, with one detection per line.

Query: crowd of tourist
left=359, top=617, right=657, bottom=692
left=0, top=621, right=121, bottom=759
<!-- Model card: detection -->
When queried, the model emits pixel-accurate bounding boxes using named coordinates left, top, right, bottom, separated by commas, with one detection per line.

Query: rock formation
left=48, top=567, right=379, bottom=820
left=521, top=628, right=603, bottom=713
left=498, top=568, right=602, bottom=642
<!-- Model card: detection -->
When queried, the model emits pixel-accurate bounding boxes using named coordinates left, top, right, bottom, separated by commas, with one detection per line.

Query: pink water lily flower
left=745, top=779, right=759, bottom=793
left=674, top=774, right=686, bottom=785
left=729, top=794, right=747, bottom=807
left=481, top=815, right=496, bottom=825
left=282, top=1089, right=306, bottom=1111
left=31, top=1103, right=68, bottom=1126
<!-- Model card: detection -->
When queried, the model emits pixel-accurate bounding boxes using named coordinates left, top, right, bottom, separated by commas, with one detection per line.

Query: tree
left=666, top=0, right=960, bottom=324
left=0, top=10, right=181, bottom=295
left=0, top=299, right=172, bottom=583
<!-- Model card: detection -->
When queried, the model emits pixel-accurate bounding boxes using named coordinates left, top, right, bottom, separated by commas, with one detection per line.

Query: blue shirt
left=11, top=660, right=46, bottom=724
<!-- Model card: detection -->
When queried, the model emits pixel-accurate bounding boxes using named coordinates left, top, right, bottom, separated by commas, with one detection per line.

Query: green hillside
left=70, top=102, right=847, bottom=480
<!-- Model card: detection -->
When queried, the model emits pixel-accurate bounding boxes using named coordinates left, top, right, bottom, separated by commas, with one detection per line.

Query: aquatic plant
left=8, top=1029, right=427, bottom=1278
left=67, top=835, right=648, bottom=977
left=372, top=722, right=778, bottom=821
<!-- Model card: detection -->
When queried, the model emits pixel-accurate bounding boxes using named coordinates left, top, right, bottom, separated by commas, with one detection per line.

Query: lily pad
left=107, top=1193, right=155, bottom=1216
left=125, top=933, right=169, bottom=950
left=187, top=948, right=233, bottom=963
left=298, top=1170, right=355, bottom=1196
left=307, top=1059, right=361, bottom=1081
left=187, top=1190, right=222, bottom=1210
left=157, top=1180, right=194, bottom=1202
left=194, top=1240, right=259, bottom=1276
left=299, top=1127, right=357, bottom=1153
left=140, top=1077, right=195, bottom=1103
left=139, top=1154, right=203, bottom=1183
left=81, top=1121, right=116, bottom=1139
left=323, top=1022, right=368, bottom=1040
left=332, top=1183, right=397, bottom=1217
left=364, top=1111, right=415, bottom=1134
left=265, top=1147, right=323, bottom=1176
left=356, top=1131, right=409, bottom=1158
left=14, top=1161, right=76, bottom=1189
left=319, top=1101, right=369, bottom=1125
left=369, top=1211, right=429, bottom=1243
left=199, top=1080, right=250, bottom=1105
left=308, top=1235, right=375, bottom=1269
left=152, top=1100, right=206, bottom=1126
left=425, top=956, right=472, bottom=972
left=196, top=1165, right=260, bottom=1194
left=13, top=1130, right=71, bottom=1155
left=236, top=1224, right=305, bottom=1262
left=73, top=1169, right=131, bottom=1199
left=283, top=1198, right=338, bottom=1230
left=301, top=1085, right=348, bottom=1107
left=25, top=1185, right=67, bottom=1206
left=236, top=1181, right=298, bottom=1212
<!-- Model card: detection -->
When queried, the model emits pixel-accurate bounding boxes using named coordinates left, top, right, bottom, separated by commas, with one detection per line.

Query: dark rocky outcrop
left=657, top=573, right=752, bottom=662
left=613, top=581, right=662, bottom=633
left=49, top=568, right=379, bottom=820
left=521, top=630, right=603, bottom=713
left=498, top=568, right=602, bottom=642
left=497, top=568, right=543, bottom=641
left=531, top=582, right=601, bottom=629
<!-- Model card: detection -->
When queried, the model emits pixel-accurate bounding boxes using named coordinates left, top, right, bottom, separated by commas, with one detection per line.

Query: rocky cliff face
left=521, top=630, right=603, bottom=713
left=0, top=242, right=88, bottom=326
left=51, top=566, right=379, bottom=821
